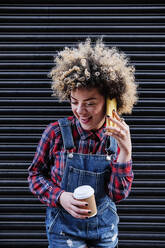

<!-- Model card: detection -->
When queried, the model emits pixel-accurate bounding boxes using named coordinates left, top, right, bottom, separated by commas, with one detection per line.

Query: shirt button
left=49, top=186, right=53, bottom=191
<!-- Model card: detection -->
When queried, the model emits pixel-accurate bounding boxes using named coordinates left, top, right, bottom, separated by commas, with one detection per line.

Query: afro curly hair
left=49, top=38, right=138, bottom=114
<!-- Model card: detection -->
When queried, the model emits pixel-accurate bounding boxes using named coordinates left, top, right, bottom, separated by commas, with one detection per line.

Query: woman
left=28, top=39, right=137, bottom=248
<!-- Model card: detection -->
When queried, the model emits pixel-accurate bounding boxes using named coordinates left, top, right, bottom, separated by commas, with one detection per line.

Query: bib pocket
left=66, top=166, right=110, bottom=196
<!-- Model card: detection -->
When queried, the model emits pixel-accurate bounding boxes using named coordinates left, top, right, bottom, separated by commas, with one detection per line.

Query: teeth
left=80, top=116, right=91, bottom=123
left=81, top=118, right=89, bottom=123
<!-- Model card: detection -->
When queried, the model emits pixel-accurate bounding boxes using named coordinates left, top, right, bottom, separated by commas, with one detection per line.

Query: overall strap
left=105, top=136, right=118, bottom=155
left=58, top=118, right=74, bottom=150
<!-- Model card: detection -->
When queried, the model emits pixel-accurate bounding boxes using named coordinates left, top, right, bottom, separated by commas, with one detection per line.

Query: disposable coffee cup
left=73, top=185, right=97, bottom=217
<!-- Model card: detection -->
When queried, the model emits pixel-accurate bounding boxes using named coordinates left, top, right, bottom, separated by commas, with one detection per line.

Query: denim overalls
left=46, top=118, right=119, bottom=248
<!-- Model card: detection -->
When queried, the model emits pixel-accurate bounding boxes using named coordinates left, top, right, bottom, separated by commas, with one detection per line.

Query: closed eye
left=71, top=101, right=78, bottom=105
left=86, top=103, right=96, bottom=106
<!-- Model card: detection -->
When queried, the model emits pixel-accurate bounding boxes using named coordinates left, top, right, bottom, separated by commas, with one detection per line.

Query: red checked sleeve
left=28, top=123, right=64, bottom=207
left=108, top=152, right=134, bottom=203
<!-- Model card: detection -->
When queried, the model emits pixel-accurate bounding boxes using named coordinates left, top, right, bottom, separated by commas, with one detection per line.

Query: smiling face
left=71, top=87, right=106, bottom=131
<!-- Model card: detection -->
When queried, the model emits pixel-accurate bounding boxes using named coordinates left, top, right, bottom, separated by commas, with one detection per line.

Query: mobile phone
left=106, top=98, right=117, bottom=127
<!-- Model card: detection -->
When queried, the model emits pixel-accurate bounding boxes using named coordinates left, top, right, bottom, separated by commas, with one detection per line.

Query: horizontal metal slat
left=133, top=171, right=165, bottom=179
left=0, top=98, right=68, bottom=106
left=0, top=232, right=46, bottom=239
left=119, top=222, right=165, bottom=232
left=0, top=214, right=44, bottom=221
left=120, top=232, right=165, bottom=240
left=0, top=198, right=40, bottom=204
left=0, top=204, right=46, bottom=213
left=0, top=15, right=165, bottom=23
left=1, top=25, right=165, bottom=33
left=1, top=33, right=165, bottom=40
left=0, top=241, right=48, bottom=248
left=1, top=62, right=165, bottom=71
left=118, top=205, right=165, bottom=214
left=0, top=5, right=165, bottom=13
left=123, top=197, right=165, bottom=205
left=117, top=241, right=165, bottom=248
left=0, top=180, right=28, bottom=186
left=0, top=43, right=165, bottom=53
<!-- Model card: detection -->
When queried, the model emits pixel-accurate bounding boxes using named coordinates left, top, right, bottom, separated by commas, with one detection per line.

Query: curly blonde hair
left=49, top=38, right=138, bottom=114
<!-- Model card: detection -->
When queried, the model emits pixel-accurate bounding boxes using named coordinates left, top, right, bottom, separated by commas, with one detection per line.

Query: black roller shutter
left=0, top=1, right=165, bottom=247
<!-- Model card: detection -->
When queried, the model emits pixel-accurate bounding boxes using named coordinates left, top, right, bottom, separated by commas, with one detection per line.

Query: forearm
left=116, top=150, right=132, bottom=163
left=28, top=171, right=64, bottom=207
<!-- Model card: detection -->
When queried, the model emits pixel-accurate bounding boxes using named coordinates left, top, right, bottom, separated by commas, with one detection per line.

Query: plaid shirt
left=28, top=116, right=133, bottom=207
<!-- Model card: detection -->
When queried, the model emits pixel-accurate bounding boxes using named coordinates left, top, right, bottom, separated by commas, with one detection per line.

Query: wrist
left=117, top=150, right=132, bottom=163
left=58, top=190, right=65, bottom=205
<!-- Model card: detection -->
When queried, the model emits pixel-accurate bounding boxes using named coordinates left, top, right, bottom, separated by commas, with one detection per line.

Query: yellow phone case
left=106, top=98, right=117, bottom=127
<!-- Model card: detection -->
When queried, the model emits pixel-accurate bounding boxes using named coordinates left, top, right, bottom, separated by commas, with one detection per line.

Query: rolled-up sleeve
left=28, top=124, right=64, bottom=207
left=108, top=159, right=134, bottom=203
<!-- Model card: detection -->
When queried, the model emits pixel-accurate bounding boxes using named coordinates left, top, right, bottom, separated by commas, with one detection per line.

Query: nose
left=77, top=103, right=86, bottom=115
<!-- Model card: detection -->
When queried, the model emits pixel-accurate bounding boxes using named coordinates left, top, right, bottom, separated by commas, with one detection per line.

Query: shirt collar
left=75, top=117, right=106, bottom=141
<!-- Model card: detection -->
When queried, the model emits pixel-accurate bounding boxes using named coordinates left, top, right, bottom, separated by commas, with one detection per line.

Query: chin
left=81, top=124, right=92, bottom=131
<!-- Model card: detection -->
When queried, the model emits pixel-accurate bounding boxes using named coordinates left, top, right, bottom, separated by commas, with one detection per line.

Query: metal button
left=68, top=153, right=73, bottom=159
left=106, top=155, right=111, bottom=161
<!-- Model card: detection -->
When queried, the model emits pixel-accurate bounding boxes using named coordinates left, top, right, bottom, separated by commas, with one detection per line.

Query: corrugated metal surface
left=0, top=1, right=165, bottom=247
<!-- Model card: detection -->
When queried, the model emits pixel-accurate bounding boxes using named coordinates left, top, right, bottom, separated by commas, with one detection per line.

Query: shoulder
left=46, top=116, right=76, bottom=137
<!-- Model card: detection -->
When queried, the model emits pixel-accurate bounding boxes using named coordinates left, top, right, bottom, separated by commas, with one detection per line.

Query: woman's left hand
left=105, top=111, right=132, bottom=163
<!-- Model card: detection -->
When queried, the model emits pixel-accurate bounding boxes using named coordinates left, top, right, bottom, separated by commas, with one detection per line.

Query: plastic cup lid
left=73, top=185, right=94, bottom=199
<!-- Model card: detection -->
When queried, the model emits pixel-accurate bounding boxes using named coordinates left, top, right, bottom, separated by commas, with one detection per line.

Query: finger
left=108, top=110, right=127, bottom=126
left=107, top=115, right=126, bottom=130
left=104, top=131, right=113, bottom=137
left=70, top=206, right=91, bottom=219
left=112, top=110, right=121, bottom=121
left=105, top=125, right=123, bottom=134
left=112, top=129, right=125, bottom=139
left=71, top=211, right=89, bottom=219
left=73, top=205, right=91, bottom=215
left=105, top=129, right=125, bottom=139
left=106, top=110, right=121, bottom=123
left=72, top=199, right=89, bottom=208
left=69, top=209, right=87, bottom=219
left=112, top=110, right=125, bottom=123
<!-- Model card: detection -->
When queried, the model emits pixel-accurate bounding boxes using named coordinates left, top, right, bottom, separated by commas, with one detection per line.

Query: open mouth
left=80, top=117, right=92, bottom=124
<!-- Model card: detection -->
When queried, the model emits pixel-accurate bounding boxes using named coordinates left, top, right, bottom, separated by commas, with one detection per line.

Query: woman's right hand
left=59, top=191, right=91, bottom=219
